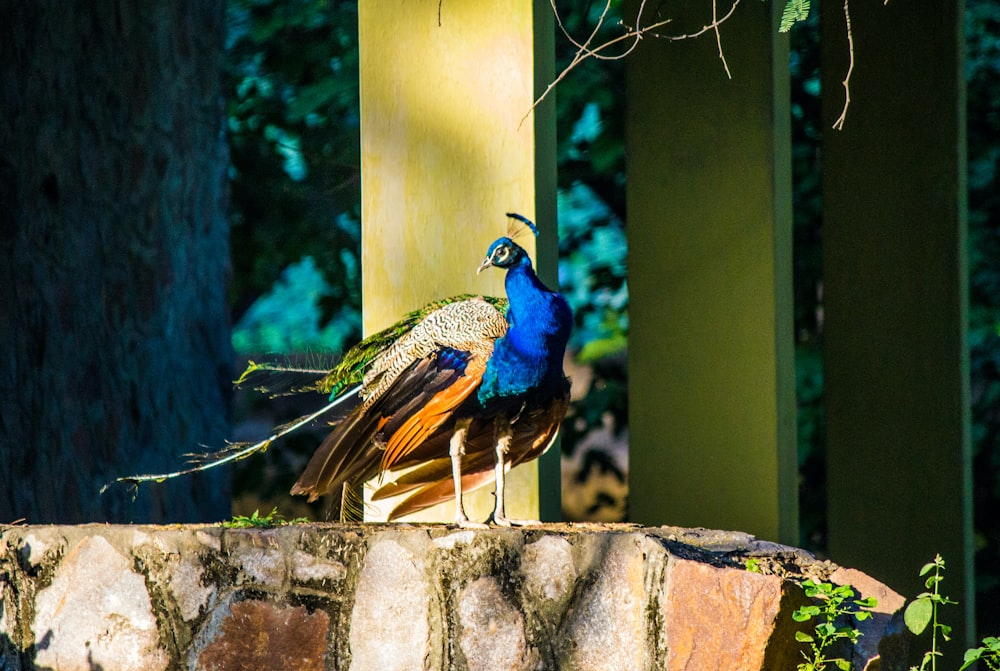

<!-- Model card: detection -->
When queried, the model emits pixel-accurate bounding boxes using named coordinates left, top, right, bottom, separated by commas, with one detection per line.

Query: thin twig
left=661, top=0, right=740, bottom=43
left=831, top=0, right=853, bottom=130
left=552, top=0, right=615, bottom=60
left=712, top=0, right=732, bottom=79
left=525, top=0, right=742, bottom=127
left=521, top=1, right=671, bottom=128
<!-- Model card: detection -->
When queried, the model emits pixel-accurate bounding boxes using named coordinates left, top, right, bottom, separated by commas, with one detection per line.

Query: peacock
left=290, top=214, right=573, bottom=525
left=105, top=213, right=572, bottom=527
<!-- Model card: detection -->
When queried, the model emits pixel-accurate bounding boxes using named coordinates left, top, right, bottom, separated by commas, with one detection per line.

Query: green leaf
left=834, top=660, right=851, bottom=671
left=919, top=561, right=938, bottom=577
left=795, top=631, right=814, bottom=643
left=959, top=646, right=985, bottom=671
left=793, top=605, right=821, bottom=621
left=904, top=598, right=934, bottom=635
left=778, top=0, right=810, bottom=33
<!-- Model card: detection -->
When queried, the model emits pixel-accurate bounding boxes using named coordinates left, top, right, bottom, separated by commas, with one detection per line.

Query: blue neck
left=478, top=257, right=572, bottom=404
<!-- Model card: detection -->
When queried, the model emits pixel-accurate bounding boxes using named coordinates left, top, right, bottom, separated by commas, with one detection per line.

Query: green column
left=821, top=0, right=973, bottom=648
left=357, top=0, right=558, bottom=521
left=625, top=1, right=797, bottom=543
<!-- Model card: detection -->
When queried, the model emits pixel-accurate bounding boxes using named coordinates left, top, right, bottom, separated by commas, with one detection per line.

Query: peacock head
left=477, top=237, right=529, bottom=273
left=477, top=212, right=538, bottom=274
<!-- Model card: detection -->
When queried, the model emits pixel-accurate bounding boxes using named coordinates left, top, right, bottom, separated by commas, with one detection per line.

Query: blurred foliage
left=225, top=0, right=363, bottom=520
left=231, top=255, right=360, bottom=354
left=787, top=11, right=826, bottom=553
left=226, top=0, right=362, bottom=333
left=550, top=2, right=631, bottom=520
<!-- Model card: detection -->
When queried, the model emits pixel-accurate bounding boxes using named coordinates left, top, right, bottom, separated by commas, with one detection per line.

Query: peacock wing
left=289, top=400, right=385, bottom=502
left=358, top=297, right=506, bottom=408
left=508, top=385, right=572, bottom=467
left=290, top=354, right=467, bottom=501
left=319, top=294, right=508, bottom=397
left=291, top=297, right=508, bottom=502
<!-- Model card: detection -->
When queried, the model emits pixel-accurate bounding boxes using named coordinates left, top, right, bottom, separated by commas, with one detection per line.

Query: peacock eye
left=494, top=245, right=510, bottom=262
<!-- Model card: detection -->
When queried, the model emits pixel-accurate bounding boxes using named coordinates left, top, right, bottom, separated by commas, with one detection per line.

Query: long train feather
left=235, top=356, right=339, bottom=397
left=100, top=386, right=360, bottom=494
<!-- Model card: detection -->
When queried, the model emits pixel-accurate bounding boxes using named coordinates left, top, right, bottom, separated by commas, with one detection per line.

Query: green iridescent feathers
left=317, top=294, right=509, bottom=397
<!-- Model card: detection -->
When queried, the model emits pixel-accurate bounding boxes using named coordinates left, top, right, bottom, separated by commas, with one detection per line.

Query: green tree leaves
left=779, top=0, right=811, bottom=33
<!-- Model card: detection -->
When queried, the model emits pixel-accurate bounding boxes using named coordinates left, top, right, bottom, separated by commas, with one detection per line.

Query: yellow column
left=358, top=0, right=557, bottom=522
left=625, top=0, right=797, bottom=543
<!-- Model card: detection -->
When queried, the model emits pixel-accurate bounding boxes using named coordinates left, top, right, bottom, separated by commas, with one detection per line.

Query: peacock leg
left=485, top=416, right=512, bottom=526
left=450, top=417, right=485, bottom=528
left=488, top=416, right=542, bottom=526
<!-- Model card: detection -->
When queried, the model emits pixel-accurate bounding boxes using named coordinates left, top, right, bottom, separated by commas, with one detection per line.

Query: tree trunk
left=0, top=1, right=232, bottom=523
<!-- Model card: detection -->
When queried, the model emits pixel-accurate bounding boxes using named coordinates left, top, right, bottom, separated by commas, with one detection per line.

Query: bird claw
left=455, top=518, right=490, bottom=529
left=454, top=510, right=489, bottom=529
left=486, top=513, right=540, bottom=527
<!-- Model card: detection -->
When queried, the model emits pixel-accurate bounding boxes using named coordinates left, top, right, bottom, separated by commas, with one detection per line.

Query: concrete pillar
left=821, top=0, right=974, bottom=648
left=625, top=0, right=797, bottom=543
left=357, top=0, right=558, bottom=521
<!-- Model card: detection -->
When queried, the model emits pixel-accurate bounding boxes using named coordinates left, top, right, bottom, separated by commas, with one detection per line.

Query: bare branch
left=523, top=0, right=743, bottom=127
left=520, top=2, right=672, bottom=128
left=551, top=0, right=615, bottom=60
left=660, top=0, right=740, bottom=43
left=712, top=0, right=733, bottom=79
left=831, top=0, right=854, bottom=130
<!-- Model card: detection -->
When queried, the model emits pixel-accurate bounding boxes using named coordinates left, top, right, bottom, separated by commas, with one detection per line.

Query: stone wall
left=0, top=523, right=909, bottom=671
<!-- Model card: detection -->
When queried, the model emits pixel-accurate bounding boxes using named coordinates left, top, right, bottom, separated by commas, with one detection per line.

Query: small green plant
left=745, top=557, right=761, bottom=573
left=903, top=554, right=1000, bottom=671
left=904, top=554, right=958, bottom=671
left=792, top=579, right=878, bottom=671
left=960, top=636, right=1000, bottom=671
left=221, top=507, right=308, bottom=529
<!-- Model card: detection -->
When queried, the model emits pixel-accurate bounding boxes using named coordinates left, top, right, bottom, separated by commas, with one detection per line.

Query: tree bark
left=0, top=1, right=232, bottom=523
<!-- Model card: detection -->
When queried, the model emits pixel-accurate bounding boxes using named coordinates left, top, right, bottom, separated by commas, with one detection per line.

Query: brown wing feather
left=379, top=355, right=488, bottom=472
left=386, top=470, right=495, bottom=521
left=371, top=385, right=570, bottom=519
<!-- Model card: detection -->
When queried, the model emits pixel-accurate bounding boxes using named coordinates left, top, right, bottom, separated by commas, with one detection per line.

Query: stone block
left=195, top=599, right=329, bottom=671
left=32, top=534, right=168, bottom=671
left=349, top=533, right=435, bottom=671
left=557, top=533, right=662, bottom=670
left=662, top=558, right=785, bottom=670
left=457, top=577, right=539, bottom=671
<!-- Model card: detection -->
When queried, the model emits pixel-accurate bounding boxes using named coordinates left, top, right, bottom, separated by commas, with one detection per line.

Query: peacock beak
left=477, top=256, right=493, bottom=274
